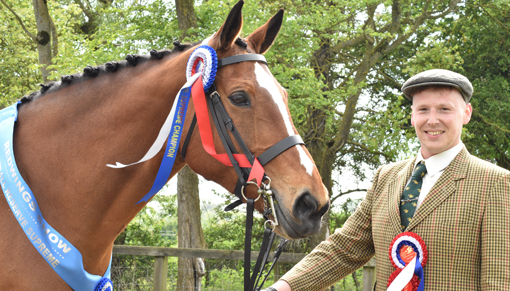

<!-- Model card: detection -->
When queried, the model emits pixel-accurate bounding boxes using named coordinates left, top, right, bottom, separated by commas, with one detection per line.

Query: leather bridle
left=181, top=53, right=303, bottom=291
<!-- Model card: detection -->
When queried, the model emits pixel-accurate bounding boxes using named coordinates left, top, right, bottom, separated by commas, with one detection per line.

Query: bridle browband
left=181, top=52, right=304, bottom=291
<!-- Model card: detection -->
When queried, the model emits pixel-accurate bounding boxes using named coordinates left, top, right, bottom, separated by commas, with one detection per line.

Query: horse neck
left=14, top=48, right=194, bottom=274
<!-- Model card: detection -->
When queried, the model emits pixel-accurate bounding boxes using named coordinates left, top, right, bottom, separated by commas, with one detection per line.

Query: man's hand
left=262, top=280, right=292, bottom=291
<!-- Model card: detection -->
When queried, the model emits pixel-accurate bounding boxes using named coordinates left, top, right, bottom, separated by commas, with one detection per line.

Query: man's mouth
left=426, top=131, right=444, bottom=136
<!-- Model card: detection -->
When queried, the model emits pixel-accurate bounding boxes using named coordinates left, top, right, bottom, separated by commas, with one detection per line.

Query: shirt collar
left=414, top=142, right=464, bottom=177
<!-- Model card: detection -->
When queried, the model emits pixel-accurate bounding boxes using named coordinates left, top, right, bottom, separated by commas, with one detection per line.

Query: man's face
left=411, top=87, right=472, bottom=159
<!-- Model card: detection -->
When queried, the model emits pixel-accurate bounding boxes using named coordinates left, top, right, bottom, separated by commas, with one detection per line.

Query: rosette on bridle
left=186, top=45, right=217, bottom=91
left=387, top=232, right=428, bottom=291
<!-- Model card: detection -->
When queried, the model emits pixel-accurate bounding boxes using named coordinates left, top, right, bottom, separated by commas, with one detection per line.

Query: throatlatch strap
left=207, top=90, right=247, bottom=186
left=181, top=113, right=197, bottom=159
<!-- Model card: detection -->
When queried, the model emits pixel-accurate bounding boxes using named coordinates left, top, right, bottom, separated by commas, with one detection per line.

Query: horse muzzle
left=272, top=189, right=330, bottom=239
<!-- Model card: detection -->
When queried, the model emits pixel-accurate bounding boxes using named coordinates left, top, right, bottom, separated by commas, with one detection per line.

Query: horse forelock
left=19, top=42, right=199, bottom=105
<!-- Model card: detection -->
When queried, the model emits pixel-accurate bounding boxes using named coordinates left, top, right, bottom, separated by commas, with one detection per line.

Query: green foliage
left=0, top=1, right=40, bottom=107
left=329, top=198, right=362, bottom=233
left=112, top=192, right=177, bottom=289
left=48, top=1, right=179, bottom=77
left=202, top=191, right=267, bottom=251
left=441, top=0, right=510, bottom=170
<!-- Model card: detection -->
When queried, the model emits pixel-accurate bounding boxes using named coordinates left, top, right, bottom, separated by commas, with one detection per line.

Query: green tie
left=400, top=161, right=427, bottom=230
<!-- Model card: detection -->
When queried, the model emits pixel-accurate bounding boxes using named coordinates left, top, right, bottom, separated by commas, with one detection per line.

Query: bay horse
left=0, top=1, right=329, bottom=290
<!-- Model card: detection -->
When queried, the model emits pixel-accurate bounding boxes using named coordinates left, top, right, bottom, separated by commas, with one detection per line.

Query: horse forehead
left=254, top=63, right=314, bottom=176
left=253, top=63, right=288, bottom=117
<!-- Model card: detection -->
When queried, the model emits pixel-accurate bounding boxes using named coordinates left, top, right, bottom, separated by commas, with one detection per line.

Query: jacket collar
left=389, top=147, right=470, bottom=233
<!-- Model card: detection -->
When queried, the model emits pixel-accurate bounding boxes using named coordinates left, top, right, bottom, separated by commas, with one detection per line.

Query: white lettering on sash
left=3, top=141, right=35, bottom=212
left=26, top=227, right=61, bottom=268
left=49, top=233, right=59, bottom=244
left=57, top=240, right=72, bottom=254
left=3, top=125, right=65, bottom=270
left=38, top=217, right=73, bottom=254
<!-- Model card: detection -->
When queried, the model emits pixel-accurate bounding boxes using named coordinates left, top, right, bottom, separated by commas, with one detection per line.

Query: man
left=266, top=69, right=510, bottom=290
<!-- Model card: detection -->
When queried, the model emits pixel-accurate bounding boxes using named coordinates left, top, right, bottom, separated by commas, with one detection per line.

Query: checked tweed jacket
left=281, top=147, right=510, bottom=290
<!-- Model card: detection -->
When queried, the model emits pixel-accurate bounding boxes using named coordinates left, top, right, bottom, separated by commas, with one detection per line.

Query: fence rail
left=112, top=245, right=376, bottom=291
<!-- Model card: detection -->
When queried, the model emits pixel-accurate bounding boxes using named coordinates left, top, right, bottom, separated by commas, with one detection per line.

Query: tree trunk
left=177, top=165, right=205, bottom=290
left=175, top=0, right=197, bottom=36
left=32, top=0, right=53, bottom=82
left=175, top=0, right=203, bottom=289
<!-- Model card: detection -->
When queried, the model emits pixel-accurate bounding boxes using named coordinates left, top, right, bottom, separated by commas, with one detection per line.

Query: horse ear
left=216, top=0, right=244, bottom=51
left=246, top=9, right=284, bottom=54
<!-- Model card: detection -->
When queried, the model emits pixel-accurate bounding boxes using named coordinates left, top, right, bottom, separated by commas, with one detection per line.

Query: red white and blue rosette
left=387, top=232, right=428, bottom=291
left=186, top=45, right=217, bottom=91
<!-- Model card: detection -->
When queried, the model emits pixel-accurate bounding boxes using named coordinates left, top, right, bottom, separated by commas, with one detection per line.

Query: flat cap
left=401, top=69, right=473, bottom=102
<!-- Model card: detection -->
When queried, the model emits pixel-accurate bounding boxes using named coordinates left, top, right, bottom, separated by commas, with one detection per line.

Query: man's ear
left=245, top=9, right=284, bottom=54
left=463, top=103, right=473, bottom=124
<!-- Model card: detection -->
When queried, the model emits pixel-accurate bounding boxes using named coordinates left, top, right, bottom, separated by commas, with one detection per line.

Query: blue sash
left=0, top=103, right=112, bottom=291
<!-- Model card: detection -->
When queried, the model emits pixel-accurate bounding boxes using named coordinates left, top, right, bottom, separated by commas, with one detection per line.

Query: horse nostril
left=293, top=192, right=328, bottom=221
left=289, top=192, right=330, bottom=237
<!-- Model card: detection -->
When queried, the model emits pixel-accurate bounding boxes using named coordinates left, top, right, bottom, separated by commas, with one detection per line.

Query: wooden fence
left=112, top=245, right=376, bottom=291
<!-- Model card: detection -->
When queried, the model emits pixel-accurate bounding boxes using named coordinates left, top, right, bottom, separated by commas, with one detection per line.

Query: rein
left=181, top=51, right=301, bottom=291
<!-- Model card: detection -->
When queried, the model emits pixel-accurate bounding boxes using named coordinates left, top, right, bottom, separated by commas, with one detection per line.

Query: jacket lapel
left=407, top=147, right=469, bottom=231
left=388, top=159, right=416, bottom=234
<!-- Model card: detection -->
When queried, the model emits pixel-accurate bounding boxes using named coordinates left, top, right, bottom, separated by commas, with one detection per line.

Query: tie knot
left=412, top=162, right=427, bottom=178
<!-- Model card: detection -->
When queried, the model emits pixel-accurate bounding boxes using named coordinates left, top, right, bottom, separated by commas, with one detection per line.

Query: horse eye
left=228, top=92, right=250, bottom=107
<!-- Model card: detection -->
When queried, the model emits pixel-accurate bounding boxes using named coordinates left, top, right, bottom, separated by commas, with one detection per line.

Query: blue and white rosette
left=387, top=232, right=428, bottom=291
left=107, top=45, right=217, bottom=204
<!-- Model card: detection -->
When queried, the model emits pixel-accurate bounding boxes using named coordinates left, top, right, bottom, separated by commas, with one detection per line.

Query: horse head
left=183, top=1, right=330, bottom=239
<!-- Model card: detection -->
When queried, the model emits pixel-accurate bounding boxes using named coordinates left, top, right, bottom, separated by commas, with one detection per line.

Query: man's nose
left=427, top=110, right=439, bottom=125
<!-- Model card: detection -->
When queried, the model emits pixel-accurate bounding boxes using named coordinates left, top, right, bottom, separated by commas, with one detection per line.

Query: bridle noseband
left=182, top=52, right=304, bottom=217
left=181, top=52, right=304, bottom=291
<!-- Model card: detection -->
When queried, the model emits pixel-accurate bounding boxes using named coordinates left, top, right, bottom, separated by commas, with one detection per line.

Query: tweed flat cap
left=402, top=69, right=473, bottom=102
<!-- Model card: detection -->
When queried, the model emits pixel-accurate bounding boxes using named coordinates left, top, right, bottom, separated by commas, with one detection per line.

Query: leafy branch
left=0, top=0, right=38, bottom=43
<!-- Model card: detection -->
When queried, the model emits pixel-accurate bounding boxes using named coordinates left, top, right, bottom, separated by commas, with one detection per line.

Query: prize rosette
left=387, top=232, right=428, bottom=291
left=95, top=277, right=113, bottom=291
left=186, top=45, right=218, bottom=91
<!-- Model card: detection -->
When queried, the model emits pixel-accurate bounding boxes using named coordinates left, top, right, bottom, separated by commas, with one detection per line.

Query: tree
left=0, top=1, right=40, bottom=108
left=177, top=166, right=206, bottom=290
left=174, top=0, right=205, bottom=290
left=175, top=0, right=197, bottom=36
left=442, top=0, right=510, bottom=170
left=0, top=0, right=57, bottom=82
left=253, top=0, right=465, bottom=249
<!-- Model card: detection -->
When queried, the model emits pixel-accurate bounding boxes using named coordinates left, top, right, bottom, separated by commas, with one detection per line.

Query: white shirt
left=410, top=142, right=465, bottom=210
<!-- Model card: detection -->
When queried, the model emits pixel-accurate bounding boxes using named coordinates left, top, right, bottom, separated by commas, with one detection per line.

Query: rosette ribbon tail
left=387, top=256, right=417, bottom=291
left=107, top=72, right=202, bottom=204
left=414, top=258, right=424, bottom=291
left=106, top=73, right=202, bottom=170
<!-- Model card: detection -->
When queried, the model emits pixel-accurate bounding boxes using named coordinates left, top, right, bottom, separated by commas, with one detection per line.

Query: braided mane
left=20, top=41, right=196, bottom=104
left=20, top=37, right=249, bottom=104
